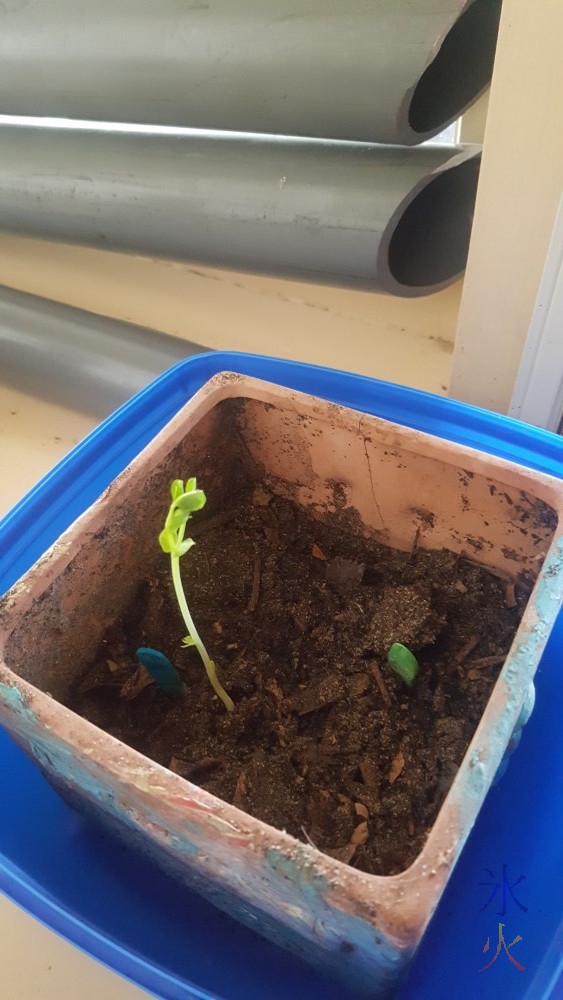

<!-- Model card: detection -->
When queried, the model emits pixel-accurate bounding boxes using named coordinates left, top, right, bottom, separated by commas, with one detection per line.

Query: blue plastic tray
left=1, top=352, right=562, bottom=1000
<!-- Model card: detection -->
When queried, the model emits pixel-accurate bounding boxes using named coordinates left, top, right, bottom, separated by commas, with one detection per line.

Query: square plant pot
left=1, top=371, right=562, bottom=997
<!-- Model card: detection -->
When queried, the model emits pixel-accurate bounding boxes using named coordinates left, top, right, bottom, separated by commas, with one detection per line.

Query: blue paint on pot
left=0, top=686, right=130, bottom=824
left=0, top=682, right=38, bottom=724
left=455, top=533, right=563, bottom=800
left=264, top=847, right=406, bottom=993
left=465, top=749, right=487, bottom=799
left=493, top=682, right=535, bottom=785
left=0, top=683, right=189, bottom=849
left=266, top=847, right=328, bottom=895
left=167, top=833, right=199, bottom=857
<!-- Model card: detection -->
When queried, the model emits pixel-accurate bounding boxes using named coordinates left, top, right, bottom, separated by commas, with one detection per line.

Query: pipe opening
left=388, top=156, right=480, bottom=289
left=408, top=0, right=502, bottom=135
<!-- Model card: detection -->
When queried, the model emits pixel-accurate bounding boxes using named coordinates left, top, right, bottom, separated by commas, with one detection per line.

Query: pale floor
left=0, top=278, right=454, bottom=999
left=0, top=396, right=149, bottom=996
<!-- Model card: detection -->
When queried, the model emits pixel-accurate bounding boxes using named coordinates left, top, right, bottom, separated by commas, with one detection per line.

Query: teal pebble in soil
left=135, top=647, right=186, bottom=697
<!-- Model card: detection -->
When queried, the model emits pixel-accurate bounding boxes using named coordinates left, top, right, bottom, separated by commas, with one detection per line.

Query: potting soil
left=68, top=490, right=531, bottom=876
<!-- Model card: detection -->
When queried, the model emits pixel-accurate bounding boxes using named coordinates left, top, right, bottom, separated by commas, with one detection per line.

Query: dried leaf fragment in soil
left=388, top=751, right=405, bottom=785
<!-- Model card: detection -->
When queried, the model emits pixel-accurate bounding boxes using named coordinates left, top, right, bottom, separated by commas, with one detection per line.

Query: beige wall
left=459, top=92, right=489, bottom=146
left=450, top=0, right=563, bottom=414
left=0, top=232, right=460, bottom=394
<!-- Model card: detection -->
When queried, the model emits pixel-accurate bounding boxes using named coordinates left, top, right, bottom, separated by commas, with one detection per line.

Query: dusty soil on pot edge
left=68, top=488, right=532, bottom=876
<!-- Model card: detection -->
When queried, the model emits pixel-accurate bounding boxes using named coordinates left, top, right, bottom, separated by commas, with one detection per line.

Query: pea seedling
left=159, top=478, right=234, bottom=712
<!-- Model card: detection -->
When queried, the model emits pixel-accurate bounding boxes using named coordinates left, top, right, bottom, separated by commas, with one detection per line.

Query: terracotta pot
left=1, top=372, right=562, bottom=997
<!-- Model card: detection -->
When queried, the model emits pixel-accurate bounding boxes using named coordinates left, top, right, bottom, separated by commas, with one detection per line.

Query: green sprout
left=387, top=642, right=419, bottom=687
left=159, top=478, right=234, bottom=712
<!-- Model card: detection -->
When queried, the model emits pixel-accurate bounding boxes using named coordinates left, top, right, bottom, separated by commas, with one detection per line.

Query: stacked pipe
left=0, top=284, right=204, bottom=418
left=0, top=0, right=501, bottom=295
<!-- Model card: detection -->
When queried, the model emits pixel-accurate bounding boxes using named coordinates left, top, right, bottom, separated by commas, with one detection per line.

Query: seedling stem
left=159, top=478, right=234, bottom=712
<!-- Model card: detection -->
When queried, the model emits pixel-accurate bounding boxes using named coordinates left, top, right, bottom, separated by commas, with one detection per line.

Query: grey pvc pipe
left=0, top=125, right=481, bottom=297
left=0, top=284, right=204, bottom=419
left=0, top=0, right=501, bottom=145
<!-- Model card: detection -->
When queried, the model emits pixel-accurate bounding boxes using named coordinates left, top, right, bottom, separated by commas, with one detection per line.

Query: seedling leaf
left=387, top=643, right=419, bottom=686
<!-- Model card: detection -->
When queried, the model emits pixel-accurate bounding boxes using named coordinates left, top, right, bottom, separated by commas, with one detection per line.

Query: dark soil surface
left=68, top=489, right=533, bottom=876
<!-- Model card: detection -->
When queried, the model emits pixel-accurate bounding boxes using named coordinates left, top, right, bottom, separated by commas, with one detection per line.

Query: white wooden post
left=450, top=0, right=563, bottom=415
